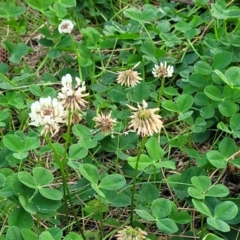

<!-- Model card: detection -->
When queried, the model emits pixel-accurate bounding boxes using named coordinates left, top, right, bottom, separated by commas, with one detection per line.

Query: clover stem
left=158, top=77, right=165, bottom=107
left=45, top=133, right=86, bottom=240
left=130, top=136, right=148, bottom=225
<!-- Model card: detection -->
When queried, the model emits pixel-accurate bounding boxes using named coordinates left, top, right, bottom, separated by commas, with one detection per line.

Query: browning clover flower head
left=152, top=62, right=174, bottom=78
left=29, top=97, right=65, bottom=136
left=58, top=74, right=89, bottom=124
left=116, top=226, right=147, bottom=240
left=58, top=20, right=74, bottom=34
left=116, top=62, right=142, bottom=87
left=126, top=100, right=163, bottom=137
left=93, top=112, right=117, bottom=135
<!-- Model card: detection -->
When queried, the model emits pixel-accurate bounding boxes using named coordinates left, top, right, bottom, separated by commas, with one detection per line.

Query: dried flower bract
left=127, top=100, right=163, bottom=137
left=29, top=97, right=65, bottom=136
left=58, top=20, right=74, bottom=34
left=116, top=226, right=147, bottom=240
left=93, top=112, right=117, bottom=135
left=117, top=62, right=142, bottom=87
left=152, top=62, right=174, bottom=78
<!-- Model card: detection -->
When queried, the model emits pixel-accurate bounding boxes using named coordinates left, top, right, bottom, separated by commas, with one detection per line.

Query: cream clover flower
left=116, top=62, right=142, bottom=87
left=93, top=112, right=117, bottom=135
left=116, top=226, right=147, bottom=240
left=57, top=74, right=89, bottom=124
left=58, top=20, right=74, bottom=34
left=152, top=62, right=174, bottom=78
left=29, top=97, right=65, bottom=136
left=126, top=100, right=163, bottom=137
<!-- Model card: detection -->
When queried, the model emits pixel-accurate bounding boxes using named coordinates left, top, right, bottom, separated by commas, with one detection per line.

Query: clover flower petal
left=117, top=62, right=142, bottom=87
left=93, top=112, right=117, bottom=135
left=152, top=62, right=174, bottom=78
left=57, top=74, right=89, bottom=124
left=126, top=100, right=163, bottom=137
left=116, top=226, right=147, bottom=240
left=58, top=20, right=74, bottom=34
left=29, top=97, right=65, bottom=136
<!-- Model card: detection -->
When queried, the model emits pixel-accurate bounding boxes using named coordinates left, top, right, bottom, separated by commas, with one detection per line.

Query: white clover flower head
left=116, top=226, right=147, bottom=240
left=116, top=62, right=142, bottom=87
left=29, top=97, right=65, bottom=136
left=93, top=112, right=117, bottom=135
left=126, top=100, right=163, bottom=137
left=58, top=20, right=74, bottom=34
left=57, top=74, right=89, bottom=124
left=152, top=62, right=174, bottom=78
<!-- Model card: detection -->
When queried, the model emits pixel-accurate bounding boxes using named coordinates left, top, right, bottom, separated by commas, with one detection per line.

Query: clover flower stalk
left=29, top=96, right=86, bottom=239
left=58, top=19, right=83, bottom=81
left=42, top=121, right=87, bottom=240
left=93, top=112, right=117, bottom=135
left=126, top=100, right=163, bottom=137
left=126, top=101, right=163, bottom=225
left=58, top=20, right=74, bottom=34
left=116, top=62, right=142, bottom=87
left=29, top=97, right=65, bottom=136
left=116, top=226, right=147, bottom=240
left=58, top=74, right=89, bottom=124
